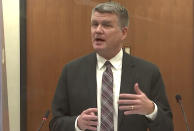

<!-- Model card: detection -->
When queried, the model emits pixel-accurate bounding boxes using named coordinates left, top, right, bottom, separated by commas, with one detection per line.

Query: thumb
left=134, top=83, right=143, bottom=95
left=89, top=112, right=96, bottom=116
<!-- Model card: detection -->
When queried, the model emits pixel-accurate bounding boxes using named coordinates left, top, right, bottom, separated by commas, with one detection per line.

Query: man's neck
left=97, top=48, right=122, bottom=60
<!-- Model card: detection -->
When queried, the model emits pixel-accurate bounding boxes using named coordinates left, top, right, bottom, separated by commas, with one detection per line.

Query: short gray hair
left=92, top=2, right=129, bottom=28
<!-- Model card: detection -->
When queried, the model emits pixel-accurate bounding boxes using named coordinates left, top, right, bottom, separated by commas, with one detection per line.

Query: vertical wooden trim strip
left=20, top=0, right=27, bottom=130
left=191, top=1, right=194, bottom=129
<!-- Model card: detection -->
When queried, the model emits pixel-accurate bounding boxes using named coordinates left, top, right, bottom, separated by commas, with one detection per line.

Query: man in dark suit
left=49, top=2, right=173, bottom=131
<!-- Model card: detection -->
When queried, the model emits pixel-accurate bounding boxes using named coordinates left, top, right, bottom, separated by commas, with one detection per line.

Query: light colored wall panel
left=2, top=0, right=20, bottom=131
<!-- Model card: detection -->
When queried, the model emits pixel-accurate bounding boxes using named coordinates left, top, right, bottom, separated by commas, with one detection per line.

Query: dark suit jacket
left=49, top=51, right=173, bottom=131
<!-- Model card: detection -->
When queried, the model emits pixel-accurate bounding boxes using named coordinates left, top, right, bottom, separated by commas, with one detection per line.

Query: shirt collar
left=96, top=49, right=123, bottom=70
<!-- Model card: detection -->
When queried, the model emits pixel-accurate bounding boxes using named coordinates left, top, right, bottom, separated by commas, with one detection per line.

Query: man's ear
left=121, top=27, right=128, bottom=40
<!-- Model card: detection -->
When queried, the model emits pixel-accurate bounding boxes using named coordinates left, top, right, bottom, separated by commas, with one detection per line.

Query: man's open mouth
left=95, top=38, right=105, bottom=42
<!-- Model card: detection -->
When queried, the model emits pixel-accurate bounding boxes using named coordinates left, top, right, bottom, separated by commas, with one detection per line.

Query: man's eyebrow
left=91, top=20, right=98, bottom=23
left=91, top=20, right=112, bottom=25
left=102, top=21, right=112, bottom=24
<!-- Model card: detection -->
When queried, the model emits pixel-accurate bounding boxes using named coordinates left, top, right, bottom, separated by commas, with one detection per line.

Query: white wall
left=2, top=0, right=20, bottom=131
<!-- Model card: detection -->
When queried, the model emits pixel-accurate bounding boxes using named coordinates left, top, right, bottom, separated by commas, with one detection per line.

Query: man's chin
left=93, top=45, right=104, bottom=52
left=93, top=48, right=107, bottom=56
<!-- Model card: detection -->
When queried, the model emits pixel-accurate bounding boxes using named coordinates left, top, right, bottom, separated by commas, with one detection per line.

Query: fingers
left=82, top=114, right=97, bottom=121
left=118, top=99, right=140, bottom=105
left=84, top=108, right=98, bottom=114
left=78, top=108, right=98, bottom=131
left=134, top=83, right=143, bottom=95
left=118, top=83, right=152, bottom=116
left=90, top=112, right=96, bottom=116
left=86, top=126, right=97, bottom=131
left=83, top=108, right=98, bottom=121
left=118, top=83, right=141, bottom=109
left=119, top=93, right=139, bottom=99
left=84, top=120, right=98, bottom=131
left=119, top=105, right=140, bottom=111
left=123, top=110, right=136, bottom=115
left=85, top=125, right=97, bottom=131
left=119, top=105, right=141, bottom=115
left=119, top=83, right=144, bottom=100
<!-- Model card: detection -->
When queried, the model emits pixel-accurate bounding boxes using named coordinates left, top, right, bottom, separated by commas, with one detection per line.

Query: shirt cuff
left=75, top=116, right=84, bottom=131
left=145, top=102, right=158, bottom=120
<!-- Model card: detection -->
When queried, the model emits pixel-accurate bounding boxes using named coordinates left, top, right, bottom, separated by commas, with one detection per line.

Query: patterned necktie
left=101, top=61, right=114, bottom=131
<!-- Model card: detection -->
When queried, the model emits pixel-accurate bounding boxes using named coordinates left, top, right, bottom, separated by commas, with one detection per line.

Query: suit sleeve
left=147, top=67, right=174, bottom=131
left=49, top=65, right=77, bottom=131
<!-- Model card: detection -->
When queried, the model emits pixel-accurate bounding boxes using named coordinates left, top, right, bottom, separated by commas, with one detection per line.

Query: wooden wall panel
left=26, top=0, right=107, bottom=131
left=115, top=0, right=193, bottom=131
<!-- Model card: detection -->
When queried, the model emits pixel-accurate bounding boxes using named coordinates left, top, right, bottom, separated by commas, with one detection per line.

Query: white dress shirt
left=75, top=49, right=158, bottom=131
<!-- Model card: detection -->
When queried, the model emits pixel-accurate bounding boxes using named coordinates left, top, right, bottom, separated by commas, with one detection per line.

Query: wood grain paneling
left=116, top=0, right=193, bottom=130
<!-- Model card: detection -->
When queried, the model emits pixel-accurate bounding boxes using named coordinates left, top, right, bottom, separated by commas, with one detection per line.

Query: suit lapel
left=118, top=52, right=137, bottom=128
left=87, top=52, right=97, bottom=107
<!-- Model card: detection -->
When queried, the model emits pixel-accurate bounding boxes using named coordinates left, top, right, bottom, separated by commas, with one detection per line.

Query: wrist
left=147, top=101, right=155, bottom=115
left=75, top=116, right=84, bottom=131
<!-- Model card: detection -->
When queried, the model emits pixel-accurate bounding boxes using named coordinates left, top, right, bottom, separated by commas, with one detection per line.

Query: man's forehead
left=91, top=12, right=118, bottom=21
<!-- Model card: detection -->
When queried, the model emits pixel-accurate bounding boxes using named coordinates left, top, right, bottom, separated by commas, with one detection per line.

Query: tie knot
left=104, top=61, right=112, bottom=68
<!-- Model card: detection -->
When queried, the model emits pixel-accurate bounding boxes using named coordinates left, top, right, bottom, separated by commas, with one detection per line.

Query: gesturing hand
left=118, top=83, right=154, bottom=115
left=77, top=108, right=98, bottom=131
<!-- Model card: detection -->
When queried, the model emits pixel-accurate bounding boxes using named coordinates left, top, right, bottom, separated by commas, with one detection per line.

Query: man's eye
left=103, top=24, right=112, bottom=27
left=91, top=23, right=98, bottom=27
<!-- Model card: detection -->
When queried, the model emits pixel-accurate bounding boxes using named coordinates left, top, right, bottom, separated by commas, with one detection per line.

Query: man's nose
left=96, top=25, right=103, bottom=33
